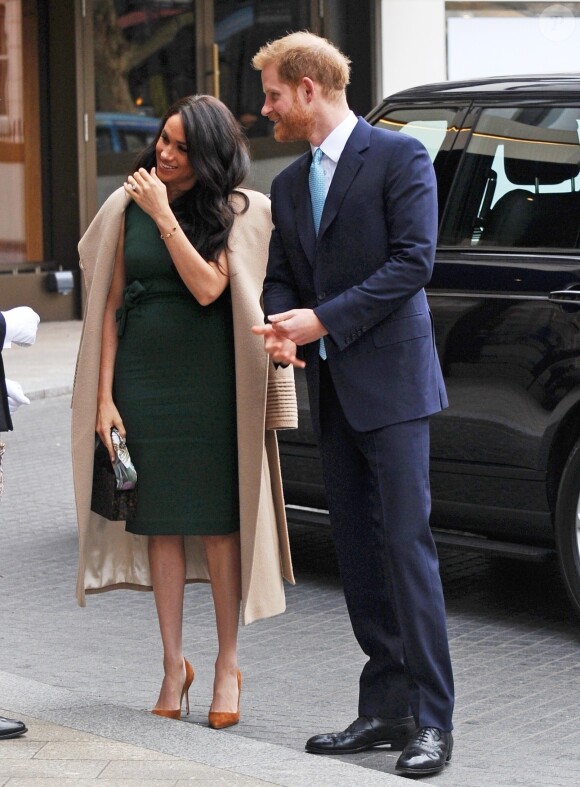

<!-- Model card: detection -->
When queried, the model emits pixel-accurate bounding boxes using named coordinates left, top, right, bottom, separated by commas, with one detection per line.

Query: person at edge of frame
left=0, top=305, right=40, bottom=740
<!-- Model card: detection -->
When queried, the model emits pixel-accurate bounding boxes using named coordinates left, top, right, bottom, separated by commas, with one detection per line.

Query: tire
left=554, top=439, right=580, bottom=616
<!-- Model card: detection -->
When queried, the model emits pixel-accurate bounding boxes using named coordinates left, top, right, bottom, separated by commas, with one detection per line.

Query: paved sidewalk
left=0, top=321, right=414, bottom=786
left=1, top=702, right=271, bottom=786
left=0, top=681, right=407, bottom=787
left=1, top=319, right=81, bottom=401
left=3, top=321, right=580, bottom=787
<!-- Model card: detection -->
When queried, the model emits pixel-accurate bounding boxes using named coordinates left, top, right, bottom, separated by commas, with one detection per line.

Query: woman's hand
left=251, top=324, right=306, bottom=368
left=96, top=401, right=126, bottom=463
left=124, top=167, right=170, bottom=221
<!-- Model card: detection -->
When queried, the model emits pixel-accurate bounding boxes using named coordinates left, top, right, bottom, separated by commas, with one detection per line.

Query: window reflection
left=215, top=0, right=309, bottom=137
left=440, top=107, right=580, bottom=250
left=0, top=0, right=24, bottom=264
left=93, top=0, right=311, bottom=204
left=94, top=0, right=197, bottom=117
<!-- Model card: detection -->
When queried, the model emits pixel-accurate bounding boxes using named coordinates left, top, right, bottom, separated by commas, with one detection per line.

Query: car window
left=440, top=106, right=580, bottom=249
left=96, top=127, right=113, bottom=155
left=375, top=107, right=459, bottom=162
left=119, top=129, right=156, bottom=152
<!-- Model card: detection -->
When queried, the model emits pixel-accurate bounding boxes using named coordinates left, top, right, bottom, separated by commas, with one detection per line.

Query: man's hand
left=251, top=324, right=306, bottom=369
left=267, top=309, right=328, bottom=346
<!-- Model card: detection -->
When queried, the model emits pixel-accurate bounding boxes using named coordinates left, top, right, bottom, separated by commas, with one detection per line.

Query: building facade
left=0, top=0, right=574, bottom=318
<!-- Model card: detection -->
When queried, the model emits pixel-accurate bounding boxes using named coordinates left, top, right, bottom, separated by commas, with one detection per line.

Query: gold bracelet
left=160, top=226, right=178, bottom=240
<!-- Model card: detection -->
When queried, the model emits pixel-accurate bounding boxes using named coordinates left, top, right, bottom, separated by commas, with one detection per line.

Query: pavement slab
left=2, top=322, right=580, bottom=786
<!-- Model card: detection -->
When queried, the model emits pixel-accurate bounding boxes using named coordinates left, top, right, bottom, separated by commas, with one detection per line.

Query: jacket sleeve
left=265, top=360, right=297, bottom=431
left=314, top=136, right=437, bottom=351
left=262, top=177, right=302, bottom=320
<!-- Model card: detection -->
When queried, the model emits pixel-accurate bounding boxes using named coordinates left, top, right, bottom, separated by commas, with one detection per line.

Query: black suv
left=278, top=75, right=580, bottom=614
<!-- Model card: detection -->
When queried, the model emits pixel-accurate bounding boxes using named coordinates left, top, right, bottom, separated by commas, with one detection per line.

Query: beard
left=273, top=97, right=315, bottom=142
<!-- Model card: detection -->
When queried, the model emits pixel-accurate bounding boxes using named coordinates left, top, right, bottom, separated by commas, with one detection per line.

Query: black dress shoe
left=0, top=716, right=27, bottom=739
left=395, top=726, right=453, bottom=776
left=305, top=715, right=415, bottom=755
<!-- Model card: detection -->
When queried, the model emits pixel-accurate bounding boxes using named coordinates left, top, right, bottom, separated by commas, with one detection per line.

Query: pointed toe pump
left=151, top=658, right=194, bottom=720
left=208, top=670, right=242, bottom=730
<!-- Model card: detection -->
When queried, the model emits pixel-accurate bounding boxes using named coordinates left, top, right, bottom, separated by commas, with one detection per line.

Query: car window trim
left=439, top=103, right=580, bottom=250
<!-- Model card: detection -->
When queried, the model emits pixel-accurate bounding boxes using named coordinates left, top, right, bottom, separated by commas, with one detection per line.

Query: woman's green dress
left=114, top=202, right=239, bottom=535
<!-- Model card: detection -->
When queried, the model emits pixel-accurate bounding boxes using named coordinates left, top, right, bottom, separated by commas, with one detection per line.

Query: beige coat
left=72, top=187, right=297, bottom=624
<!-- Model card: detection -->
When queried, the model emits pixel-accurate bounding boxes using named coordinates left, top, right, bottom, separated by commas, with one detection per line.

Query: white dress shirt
left=310, top=111, right=358, bottom=194
left=310, top=111, right=358, bottom=358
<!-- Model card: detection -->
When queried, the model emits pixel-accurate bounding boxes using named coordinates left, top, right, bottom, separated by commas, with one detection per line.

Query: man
left=0, top=306, right=39, bottom=741
left=251, top=32, right=454, bottom=777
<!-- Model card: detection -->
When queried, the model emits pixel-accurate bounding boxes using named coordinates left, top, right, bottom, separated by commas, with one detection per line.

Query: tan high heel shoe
left=151, top=658, right=194, bottom=720
left=208, top=669, right=242, bottom=729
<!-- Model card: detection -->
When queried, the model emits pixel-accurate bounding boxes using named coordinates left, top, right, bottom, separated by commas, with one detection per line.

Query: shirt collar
left=311, top=111, right=358, bottom=163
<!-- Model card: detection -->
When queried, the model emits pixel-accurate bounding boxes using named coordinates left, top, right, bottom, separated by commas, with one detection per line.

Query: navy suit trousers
left=318, top=361, right=454, bottom=730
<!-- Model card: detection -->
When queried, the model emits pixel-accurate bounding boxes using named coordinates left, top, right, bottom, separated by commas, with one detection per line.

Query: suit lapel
left=318, top=118, right=371, bottom=241
left=289, top=119, right=372, bottom=261
left=292, top=154, right=316, bottom=264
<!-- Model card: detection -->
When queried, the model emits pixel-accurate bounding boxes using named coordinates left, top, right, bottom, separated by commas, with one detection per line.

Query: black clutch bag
left=90, top=429, right=138, bottom=521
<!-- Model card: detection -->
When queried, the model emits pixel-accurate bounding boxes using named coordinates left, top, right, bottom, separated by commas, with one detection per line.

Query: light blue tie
left=309, top=147, right=326, bottom=236
left=309, top=148, right=328, bottom=359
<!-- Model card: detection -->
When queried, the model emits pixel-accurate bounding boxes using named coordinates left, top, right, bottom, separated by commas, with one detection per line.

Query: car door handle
left=549, top=289, right=580, bottom=303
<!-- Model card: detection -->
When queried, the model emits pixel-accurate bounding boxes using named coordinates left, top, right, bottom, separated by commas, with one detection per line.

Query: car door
left=429, top=104, right=580, bottom=540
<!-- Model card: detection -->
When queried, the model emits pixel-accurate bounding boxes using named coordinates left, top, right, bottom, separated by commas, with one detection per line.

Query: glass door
left=91, top=0, right=317, bottom=206
left=0, top=0, right=42, bottom=265
left=93, top=0, right=205, bottom=207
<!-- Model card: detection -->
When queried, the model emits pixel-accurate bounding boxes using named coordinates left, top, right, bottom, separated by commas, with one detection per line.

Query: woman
left=71, top=95, right=296, bottom=727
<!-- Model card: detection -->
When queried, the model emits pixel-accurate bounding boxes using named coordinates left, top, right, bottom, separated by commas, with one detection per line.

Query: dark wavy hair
left=133, top=95, right=250, bottom=263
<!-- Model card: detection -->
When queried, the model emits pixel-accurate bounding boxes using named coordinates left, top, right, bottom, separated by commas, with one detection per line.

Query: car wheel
left=555, top=440, right=580, bottom=616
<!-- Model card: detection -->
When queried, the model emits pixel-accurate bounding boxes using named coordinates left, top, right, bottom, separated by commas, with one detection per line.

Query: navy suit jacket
left=263, top=117, right=447, bottom=433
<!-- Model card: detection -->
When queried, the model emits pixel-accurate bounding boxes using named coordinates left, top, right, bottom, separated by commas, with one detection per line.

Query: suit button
left=318, top=292, right=326, bottom=300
